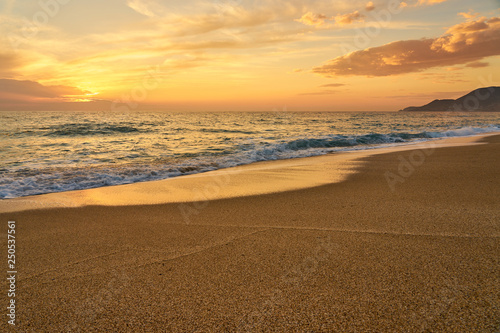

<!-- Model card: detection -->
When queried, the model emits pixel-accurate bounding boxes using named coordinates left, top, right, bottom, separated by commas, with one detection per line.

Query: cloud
left=431, top=17, right=498, bottom=52
left=298, top=90, right=338, bottom=96
left=296, top=6, right=370, bottom=28
left=458, top=11, right=478, bottom=19
left=0, top=99, right=112, bottom=111
left=386, top=90, right=469, bottom=100
left=416, top=72, right=468, bottom=84
left=334, top=10, right=365, bottom=26
left=299, top=83, right=346, bottom=96
left=465, top=61, right=489, bottom=68
left=320, top=83, right=346, bottom=87
left=2, top=0, right=15, bottom=14
left=396, top=0, right=448, bottom=7
left=0, top=79, right=107, bottom=111
left=295, top=12, right=328, bottom=26
left=417, top=0, right=447, bottom=4
left=312, top=16, right=500, bottom=77
left=164, top=6, right=280, bottom=38
left=0, top=79, right=90, bottom=100
left=126, top=0, right=162, bottom=17
left=0, top=53, right=21, bottom=77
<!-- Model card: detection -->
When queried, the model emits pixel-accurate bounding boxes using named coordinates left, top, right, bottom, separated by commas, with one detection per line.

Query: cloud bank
left=0, top=79, right=110, bottom=111
left=313, top=16, right=500, bottom=77
left=0, top=79, right=89, bottom=99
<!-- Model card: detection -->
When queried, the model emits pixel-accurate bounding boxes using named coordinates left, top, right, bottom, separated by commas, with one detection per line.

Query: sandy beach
left=1, top=134, right=499, bottom=332
left=2, top=0, right=500, bottom=330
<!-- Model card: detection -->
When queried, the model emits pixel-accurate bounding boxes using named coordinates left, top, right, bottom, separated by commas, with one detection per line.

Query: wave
left=272, top=126, right=500, bottom=151
left=44, top=124, right=140, bottom=136
left=199, top=128, right=257, bottom=134
left=1, top=125, right=499, bottom=199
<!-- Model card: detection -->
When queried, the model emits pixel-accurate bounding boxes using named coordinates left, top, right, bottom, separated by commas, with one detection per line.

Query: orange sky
left=0, top=0, right=499, bottom=111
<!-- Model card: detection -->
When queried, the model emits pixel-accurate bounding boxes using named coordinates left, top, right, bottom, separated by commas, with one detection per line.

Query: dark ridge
left=400, top=87, right=500, bottom=112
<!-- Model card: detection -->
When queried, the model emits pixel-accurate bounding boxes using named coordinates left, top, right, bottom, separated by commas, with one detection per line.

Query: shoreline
left=1, top=134, right=499, bottom=331
left=1, top=132, right=498, bottom=213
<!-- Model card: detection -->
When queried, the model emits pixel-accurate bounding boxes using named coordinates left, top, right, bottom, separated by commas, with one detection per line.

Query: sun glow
left=0, top=0, right=499, bottom=111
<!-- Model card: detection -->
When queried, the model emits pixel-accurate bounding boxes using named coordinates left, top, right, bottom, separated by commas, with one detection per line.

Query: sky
left=0, top=0, right=499, bottom=111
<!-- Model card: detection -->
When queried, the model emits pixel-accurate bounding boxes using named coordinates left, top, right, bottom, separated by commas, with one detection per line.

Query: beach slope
left=1, top=136, right=499, bottom=332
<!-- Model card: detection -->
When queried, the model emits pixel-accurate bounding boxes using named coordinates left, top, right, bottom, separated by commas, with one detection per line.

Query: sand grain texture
left=1, top=136, right=499, bottom=332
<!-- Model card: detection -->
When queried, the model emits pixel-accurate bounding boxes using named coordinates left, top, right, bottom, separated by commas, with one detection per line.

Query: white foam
left=1, top=125, right=499, bottom=199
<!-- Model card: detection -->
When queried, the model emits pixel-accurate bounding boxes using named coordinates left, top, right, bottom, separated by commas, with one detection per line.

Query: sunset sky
left=0, top=0, right=499, bottom=111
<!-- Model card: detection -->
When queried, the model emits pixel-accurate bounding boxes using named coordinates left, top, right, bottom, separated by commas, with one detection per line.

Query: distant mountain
left=400, top=87, right=500, bottom=112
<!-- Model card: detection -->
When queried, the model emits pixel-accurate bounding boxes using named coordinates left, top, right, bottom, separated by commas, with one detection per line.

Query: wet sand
left=1, top=135, right=499, bottom=332
left=0, top=134, right=490, bottom=213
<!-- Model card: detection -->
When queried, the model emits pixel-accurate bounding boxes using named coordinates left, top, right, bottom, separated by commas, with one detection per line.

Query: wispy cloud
left=295, top=12, right=328, bottom=26
left=320, top=83, right=346, bottom=87
left=386, top=90, right=468, bottom=99
left=398, top=0, right=449, bottom=8
left=299, top=83, right=346, bottom=96
left=295, top=8, right=367, bottom=28
left=416, top=72, right=468, bottom=84
left=126, top=0, right=164, bottom=17
left=458, top=10, right=478, bottom=20
left=465, top=61, right=489, bottom=68
left=298, top=90, right=339, bottom=96
left=417, top=0, right=448, bottom=5
left=0, top=0, right=497, bottom=111
left=334, top=10, right=365, bottom=26
left=2, top=0, right=15, bottom=14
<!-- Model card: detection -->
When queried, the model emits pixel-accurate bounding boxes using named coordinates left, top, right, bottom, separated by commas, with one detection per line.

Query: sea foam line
left=1, top=125, right=499, bottom=199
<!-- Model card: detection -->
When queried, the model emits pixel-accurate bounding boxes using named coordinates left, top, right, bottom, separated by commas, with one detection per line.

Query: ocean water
left=1, top=111, right=499, bottom=199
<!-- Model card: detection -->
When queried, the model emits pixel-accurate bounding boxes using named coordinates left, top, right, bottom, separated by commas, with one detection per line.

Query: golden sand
left=1, top=134, right=499, bottom=331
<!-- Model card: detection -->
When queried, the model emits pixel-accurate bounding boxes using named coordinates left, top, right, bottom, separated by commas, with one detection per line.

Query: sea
left=1, top=111, right=499, bottom=199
